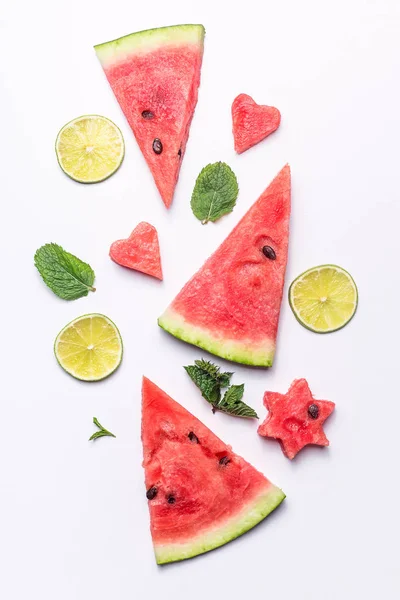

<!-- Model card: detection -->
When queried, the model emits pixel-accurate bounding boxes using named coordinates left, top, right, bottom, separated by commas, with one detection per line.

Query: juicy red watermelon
left=109, top=221, right=162, bottom=280
left=258, top=379, right=335, bottom=459
left=142, top=377, right=285, bottom=564
left=232, top=94, right=281, bottom=154
left=94, top=25, right=205, bottom=208
left=158, top=165, right=291, bottom=366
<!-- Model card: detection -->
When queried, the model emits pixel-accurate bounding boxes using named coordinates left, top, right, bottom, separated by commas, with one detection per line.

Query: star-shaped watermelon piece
left=258, top=379, right=335, bottom=459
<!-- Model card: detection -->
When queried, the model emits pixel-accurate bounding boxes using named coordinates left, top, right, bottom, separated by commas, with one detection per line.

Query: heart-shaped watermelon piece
left=232, top=94, right=281, bottom=154
left=110, top=222, right=163, bottom=280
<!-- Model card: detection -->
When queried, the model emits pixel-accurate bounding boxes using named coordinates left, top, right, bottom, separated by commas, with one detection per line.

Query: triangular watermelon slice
left=94, top=25, right=205, bottom=208
left=158, top=165, right=291, bottom=366
left=142, top=377, right=285, bottom=564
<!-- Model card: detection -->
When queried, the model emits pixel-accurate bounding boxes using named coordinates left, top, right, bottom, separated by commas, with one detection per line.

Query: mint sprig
left=184, top=364, right=221, bottom=405
left=34, top=243, right=96, bottom=300
left=191, top=162, right=239, bottom=224
left=219, top=384, right=258, bottom=419
left=184, top=359, right=258, bottom=419
left=89, top=417, right=116, bottom=441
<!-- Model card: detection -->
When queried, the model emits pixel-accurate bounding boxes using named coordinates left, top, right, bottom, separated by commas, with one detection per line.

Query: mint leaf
left=34, top=243, right=96, bottom=300
left=194, top=359, right=233, bottom=387
left=219, top=384, right=258, bottom=419
left=89, top=417, right=116, bottom=441
left=184, top=359, right=256, bottom=418
left=194, top=359, right=221, bottom=379
left=191, top=162, right=239, bottom=224
left=184, top=365, right=221, bottom=405
left=185, top=359, right=234, bottom=408
left=218, top=371, right=234, bottom=388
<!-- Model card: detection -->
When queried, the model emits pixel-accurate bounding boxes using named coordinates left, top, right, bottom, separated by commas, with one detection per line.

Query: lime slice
left=289, top=265, right=358, bottom=333
left=54, top=314, right=123, bottom=381
left=55, top=115, right=124, bottom=183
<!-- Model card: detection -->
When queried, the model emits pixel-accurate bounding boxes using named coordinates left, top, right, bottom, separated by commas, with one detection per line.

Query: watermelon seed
left=142, top=110, right=154, bottom=120
left=178, top=148, right=182, bottom=158
left=146, top=486, right=158, bottom=500
left=167, top=495, right=176, bottom=504
left=262, top=246, right=276, bottom=260
left=188, top=431, right=199, bottom=443
left=219, top=456, right=231, bottom=466
left=308, top=404, right=319, bottom=419
left=153, top=138, right=163, bottom=154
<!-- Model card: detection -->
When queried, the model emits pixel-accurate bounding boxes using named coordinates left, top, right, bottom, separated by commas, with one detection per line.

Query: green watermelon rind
left=94, top=24, right=205, bottom=66
left=154, top=485, right=285, bottom=564
left=158, top=309, right=275, bottom=366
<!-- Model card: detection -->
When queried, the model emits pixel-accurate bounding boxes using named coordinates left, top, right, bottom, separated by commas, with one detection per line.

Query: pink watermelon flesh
left=158, top=165, right=291, bottom=366
left=258, top=379, right=335, bottom=459
left=232, top=93, right=281, bottom=154
left=94, top=25, right=205, bottom=208
left=109, top=221, right=163, bottom=280
left=142, top=377, right=285, bottom=564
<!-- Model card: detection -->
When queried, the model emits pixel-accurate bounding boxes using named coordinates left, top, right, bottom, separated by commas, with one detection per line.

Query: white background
left=1, top=1, right=399, bottom=598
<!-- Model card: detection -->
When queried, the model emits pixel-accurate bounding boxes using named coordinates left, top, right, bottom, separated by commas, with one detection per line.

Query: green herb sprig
left=89, top=417, right=116, bottom=441
left=184, top=359, right=258, bottom=418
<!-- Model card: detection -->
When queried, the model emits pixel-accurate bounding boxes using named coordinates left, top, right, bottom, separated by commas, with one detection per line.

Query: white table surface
left=1, top=1, right=399, bottom=598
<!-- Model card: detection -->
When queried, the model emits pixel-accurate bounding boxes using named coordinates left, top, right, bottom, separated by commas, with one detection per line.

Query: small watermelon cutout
left=142, top=377, right=285, bottom=564
left=158, top=165, right=290, bottom=366
left=232, top=93, right=281, bottom=154
left=95, top=25, right=205, bottom=208
left=110, top=222, right=163, bottom=280
left=258, top=379, right=335, bottom=459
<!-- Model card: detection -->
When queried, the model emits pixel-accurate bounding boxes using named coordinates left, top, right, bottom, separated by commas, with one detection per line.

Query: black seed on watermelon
left=178, top=148, right=182, bottom=158
left=146, top=486, right=158, bottom=500
left=167, top=495, right=176, bottom=504
left=153, top=138, right=163, bottom=154
left=262, top=245, right=276, bottom=260
left=308, top=403, right=319, bottom=419
left=188, top=431, right=199, bottom=443
left=219, top=456, right=231, bottom=466
left=142, top=110, right=154, bottom=120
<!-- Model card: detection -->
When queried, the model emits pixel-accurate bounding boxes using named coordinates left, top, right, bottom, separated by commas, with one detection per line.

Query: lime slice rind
left=54, top=313, right=123, bottom=381
left=289, top=264, right=358, bottom=334
left=55, top=115, right=125, bottom=184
